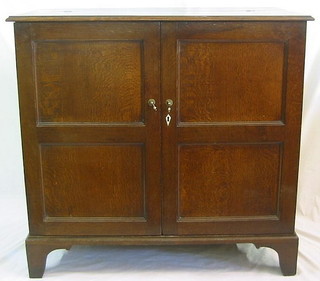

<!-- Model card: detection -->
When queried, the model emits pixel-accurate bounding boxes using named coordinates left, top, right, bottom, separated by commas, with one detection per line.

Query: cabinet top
left=6, top=7, right=314, bottom=22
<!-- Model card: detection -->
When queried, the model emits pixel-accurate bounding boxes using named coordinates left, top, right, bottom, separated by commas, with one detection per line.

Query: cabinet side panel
left=14, top=23, right=45, bottom=232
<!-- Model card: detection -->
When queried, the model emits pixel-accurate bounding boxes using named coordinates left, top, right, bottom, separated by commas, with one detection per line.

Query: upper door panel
left=35, top=40, right=143, bottom=123
left=30, top=23, right=155, bottom=126
left=178, top=40, right=285, bottom=123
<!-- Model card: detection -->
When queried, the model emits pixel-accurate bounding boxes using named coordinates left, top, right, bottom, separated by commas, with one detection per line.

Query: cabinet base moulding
left=26, top=234, right=298, bottom=278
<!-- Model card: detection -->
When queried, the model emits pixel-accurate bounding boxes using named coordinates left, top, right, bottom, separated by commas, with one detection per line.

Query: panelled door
left=161, top=22, right=306, bottom=235
left=16, top=22, right=161, bottom=235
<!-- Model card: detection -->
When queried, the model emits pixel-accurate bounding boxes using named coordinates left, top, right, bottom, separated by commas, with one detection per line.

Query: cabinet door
left=16, top=22, right=161, bottom=235
left=161, top=22, right=306, bottom=235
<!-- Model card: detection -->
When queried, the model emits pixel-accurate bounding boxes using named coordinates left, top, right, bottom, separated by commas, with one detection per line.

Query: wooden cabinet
left=7, top=8, right=313, bottom=278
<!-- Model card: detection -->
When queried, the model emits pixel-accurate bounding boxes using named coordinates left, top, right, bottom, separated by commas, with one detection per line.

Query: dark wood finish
left=9, top=10, right=311, bottom=278
left=14, top=22, right=162, bottom=236
left=25, top=234, right=298, bottom=277
left=178, top=41, right=284, bottom=123
left=26, top=238, right=71, bottom=278
left=178, top=143, right=281, bottom=218
left=254, top=235, right=299, bottom=276
left=161, top=21, right=307, bottom=236
left=35, top=40, right=143, bottom=123
left=41, top=144, right=145, bottom=219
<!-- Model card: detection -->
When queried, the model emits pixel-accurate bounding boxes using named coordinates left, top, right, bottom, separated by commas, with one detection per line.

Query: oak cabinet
left=7, top=8, right=313, bottom=278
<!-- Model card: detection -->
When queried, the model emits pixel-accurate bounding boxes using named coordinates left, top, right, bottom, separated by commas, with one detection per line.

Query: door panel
left=41, top=144, right=145, bottom=219
left=16, top=22, right=161, bottom=235
left=178, top=143, right=281, bottom=219
left=162, top=22, right=306, bottom=235
left=35, top=40, right=143, bottom=123
left=178, top=41, right=285, bottom=123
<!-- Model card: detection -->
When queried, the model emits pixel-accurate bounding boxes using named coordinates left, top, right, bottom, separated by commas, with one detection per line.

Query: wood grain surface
left=178, top=40, right=285, bottom=123
left=178, top=143, right=281, bottom=218
left=161, top=21, right=306, bottom=236
left=15, top=22, right=161, bottom=236
left=35, top=40, right=143, bottom=123
left=41, top=144, right=145, bottom=219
